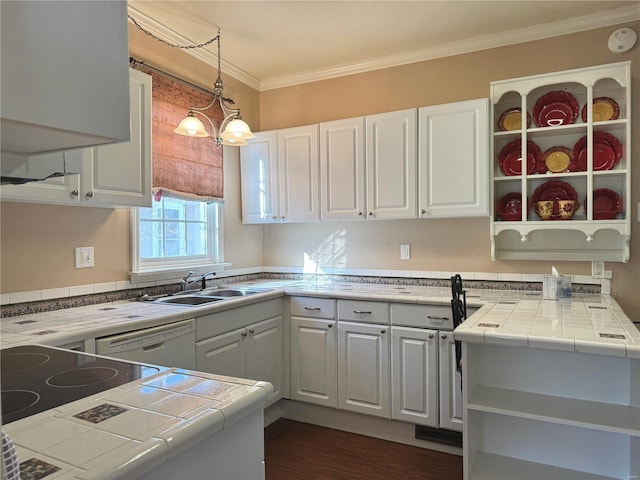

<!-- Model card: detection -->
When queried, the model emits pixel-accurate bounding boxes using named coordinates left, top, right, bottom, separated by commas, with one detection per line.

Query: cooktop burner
left=1, top=345, right=162, bottom=424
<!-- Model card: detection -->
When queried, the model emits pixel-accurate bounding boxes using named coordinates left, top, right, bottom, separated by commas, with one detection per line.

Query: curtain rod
left=129, top=56, right=214, bottom=96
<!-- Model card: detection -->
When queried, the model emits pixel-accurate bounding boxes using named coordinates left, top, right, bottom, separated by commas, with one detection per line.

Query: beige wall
left=260, top=22, right=640, bottom=320
left=1, top=21, right=638, bottom=320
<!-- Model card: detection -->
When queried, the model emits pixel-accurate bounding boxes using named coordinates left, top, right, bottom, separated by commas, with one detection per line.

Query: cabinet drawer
left=338, top=300, right=389, bottom=325
left=290, top=296, right=335, bottom=319
left=390, top=303, right=453, bottom=329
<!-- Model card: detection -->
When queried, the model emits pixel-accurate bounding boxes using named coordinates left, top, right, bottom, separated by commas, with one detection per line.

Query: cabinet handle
left=441, top=334, right=447, bottom=340
left=281, top=216, right=285, bottom=219
left=328, top=323, right=334, bottom=328
left=353, top=310, right=372, bottom=314
left=358, top=212, right=363, bottom=216
left=368, top=211, right=374, bottom=216
left=248, top=328, right=255, bottom=334
left=429, top=334, right=434, bottom=339
left=380, top=329, right=386, bottom=334
left=427, top=315, right=449, bottom=321
left=86, top=191, right=94, bottom=198
left=304, top=306, right=321, bottom=311
left=241, top=331, right=248, bottom=338
left=272, top=216, right=277, bottom=220
left=421, top=209, right=426, bottom=214
left=70, top=190, right=79, bottom=197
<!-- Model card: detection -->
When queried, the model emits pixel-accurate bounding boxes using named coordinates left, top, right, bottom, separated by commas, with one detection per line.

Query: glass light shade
left=220, top=118, right=255, bottom=140
left=221, top=137, right=248, bottom=147
left=174, top=113, right=209, bottom=137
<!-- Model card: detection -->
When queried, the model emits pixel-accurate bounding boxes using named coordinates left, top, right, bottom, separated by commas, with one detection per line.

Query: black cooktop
left=1, top=345, right=161, bottom=424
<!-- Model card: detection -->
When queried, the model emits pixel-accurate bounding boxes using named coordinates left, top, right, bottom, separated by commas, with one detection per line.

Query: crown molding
left=129, top=4, right=639, bottom=92
left=127, top=5, right=261, bottom=90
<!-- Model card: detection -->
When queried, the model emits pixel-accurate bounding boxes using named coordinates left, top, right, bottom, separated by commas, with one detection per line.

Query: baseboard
left=264, top=401, right=282, bottom=427
left=278, top=399, right=462, bottom=456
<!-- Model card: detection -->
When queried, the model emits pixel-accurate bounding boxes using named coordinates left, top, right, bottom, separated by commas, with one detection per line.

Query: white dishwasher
left=95, top=319, right=196, bottom=369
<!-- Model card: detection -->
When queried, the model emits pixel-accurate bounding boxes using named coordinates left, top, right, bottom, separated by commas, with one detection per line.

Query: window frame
left=129, top=200, right=227, bottom=284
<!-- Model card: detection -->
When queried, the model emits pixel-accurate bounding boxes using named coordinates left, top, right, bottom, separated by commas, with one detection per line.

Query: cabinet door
left=290, top=317, right=337, bottom=407
left=245, top=316, right=283, bottom=402
left=338, top=321, right=390, bottom=418
left=0, top=151, right=81, bottom=204
left=196, top=328, right=246, bottom=379
left=418, top=98, right=489, bottom=218
left=320, top=117, right=366, bottom=221
left=240, top=130, right=279, bottom=223
left=82, top=68, right=152, bottom=207
left=277, top=125, right=320, bottom=222
left=365, top=109, right=417, bottom=220
left=438, top=332, right=463, bottom=432
left=391, top=327, right=438, bottom=427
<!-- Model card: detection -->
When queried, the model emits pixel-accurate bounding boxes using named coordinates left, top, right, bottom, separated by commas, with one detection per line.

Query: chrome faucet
left=181, top=271, right=216, bottom=291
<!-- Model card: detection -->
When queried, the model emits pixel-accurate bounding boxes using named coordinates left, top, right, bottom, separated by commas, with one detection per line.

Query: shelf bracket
left=520, top=233, right=529, bottom=243
left=585, top=234, right=594, bottom=243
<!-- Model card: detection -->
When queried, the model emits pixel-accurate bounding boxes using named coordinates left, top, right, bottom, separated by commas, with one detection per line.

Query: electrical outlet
left=591, top=261, right=604, bottom=278
left=400, top=244, right=410, bottom=260
left=75, top=247, right=94, bottom=268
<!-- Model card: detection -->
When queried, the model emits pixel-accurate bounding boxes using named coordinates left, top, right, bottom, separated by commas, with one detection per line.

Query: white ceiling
left=128, top=1, right=640, bottom=91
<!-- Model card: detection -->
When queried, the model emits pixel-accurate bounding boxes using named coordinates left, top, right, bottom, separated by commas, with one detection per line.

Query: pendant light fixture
left=173, top=28, right=254, bottom=147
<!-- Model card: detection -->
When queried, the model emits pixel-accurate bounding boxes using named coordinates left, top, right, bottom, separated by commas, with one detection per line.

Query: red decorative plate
left=533, top=91, right=579, bottom=127
left=573, top=132, right=622, bottom=171
left=498, top=108, right=532, bottom=131
left=538, top=102, right=576, bottom=127
left=497, top=192, right=524, bottom=221
left=498, top=139, right=543, bottom=175
left=580, top=97, right=620, bottom=123
left=584, top=188, right=622, bottom=220
left=502, top=150, right=536, bottom=176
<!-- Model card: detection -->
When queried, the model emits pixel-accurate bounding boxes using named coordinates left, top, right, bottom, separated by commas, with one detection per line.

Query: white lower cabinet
left=290, top=316, right=338, bottom=407
left=390, top=326, right=438, bottom=427
left=338, top=321, right=390, bottom=418
left=196, top=301, right=284, bottom=403
left=438, top=332, right=463, bottom=432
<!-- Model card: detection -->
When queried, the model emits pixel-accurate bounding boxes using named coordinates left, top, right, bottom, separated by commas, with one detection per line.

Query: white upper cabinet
left=81, top=69, right=153, bottom=208
left=241, top=125, right=320, bottom=223
left=320, top=117, right=366, bottom=221
left=418, top=98, right=489, bottom=218
left=277, top=125, right=320, bottom=222
left=365, top=109, right=418, bottom=219
left=1, top=1, right=130, bottom=155
left=1, top=69, right=153, bottom=208
left=240, top=131, right=279, bottom=223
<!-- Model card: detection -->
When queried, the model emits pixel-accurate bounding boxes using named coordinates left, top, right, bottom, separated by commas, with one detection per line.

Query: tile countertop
left=2, top=363, right=273, bottom=480
left=1, top=279, right=638, bottom=358
left=453, top=294, right=640, bottom=359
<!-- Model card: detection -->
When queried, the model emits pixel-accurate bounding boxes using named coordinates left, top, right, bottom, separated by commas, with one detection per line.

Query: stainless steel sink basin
left=199, top=288, right=260, bottom=297
left=155, top=296, right=225, bottom=305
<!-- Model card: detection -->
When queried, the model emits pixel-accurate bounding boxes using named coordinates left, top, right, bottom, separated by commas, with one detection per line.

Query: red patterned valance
left=144, top=69, right=223, bottom=200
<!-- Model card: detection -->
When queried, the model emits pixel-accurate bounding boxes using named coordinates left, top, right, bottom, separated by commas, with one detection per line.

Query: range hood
left=1, top=150, right=83, bottom=186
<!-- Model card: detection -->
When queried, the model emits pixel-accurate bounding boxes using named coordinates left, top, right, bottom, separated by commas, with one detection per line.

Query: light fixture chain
left=128, top=14, right=219, bottom=50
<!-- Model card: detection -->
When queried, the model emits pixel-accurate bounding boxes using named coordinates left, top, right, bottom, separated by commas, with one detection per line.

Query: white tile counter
left=3, top=365, right=273, bottom=479
left=453, top=295, right=640, bottom=359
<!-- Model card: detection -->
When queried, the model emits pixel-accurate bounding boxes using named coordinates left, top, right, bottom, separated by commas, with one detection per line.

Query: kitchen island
left=454, top=296, right=640, bottom=480
left=1, top=344, right=273, bottom=479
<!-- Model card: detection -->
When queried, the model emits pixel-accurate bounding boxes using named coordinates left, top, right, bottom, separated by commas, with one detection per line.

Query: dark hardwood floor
left=264, top=419, right=463, bottom=480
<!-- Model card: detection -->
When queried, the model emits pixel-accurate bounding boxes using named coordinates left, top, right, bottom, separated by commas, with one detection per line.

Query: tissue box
left=543, top=275, right=572, bottom=299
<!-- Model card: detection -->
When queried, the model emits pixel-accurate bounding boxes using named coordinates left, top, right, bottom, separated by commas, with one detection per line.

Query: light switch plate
left=75, top=247, right=94, bottom=268
left=400, top=244, right=410, bottom=260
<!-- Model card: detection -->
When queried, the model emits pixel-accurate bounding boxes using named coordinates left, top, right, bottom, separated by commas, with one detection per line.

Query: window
left=130, top=197, right=224, bottom=281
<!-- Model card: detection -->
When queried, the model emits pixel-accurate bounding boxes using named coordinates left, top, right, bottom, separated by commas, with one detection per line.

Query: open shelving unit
left=489, top=62, right=631, bottom=262
left=462, top=343, right=640, bottom=480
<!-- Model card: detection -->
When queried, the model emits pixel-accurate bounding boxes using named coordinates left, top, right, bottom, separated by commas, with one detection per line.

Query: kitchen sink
left=154, top=296, right=225, bottom=306
left=197, top=288, right=261, bottom=297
